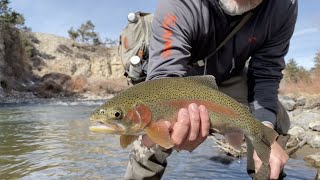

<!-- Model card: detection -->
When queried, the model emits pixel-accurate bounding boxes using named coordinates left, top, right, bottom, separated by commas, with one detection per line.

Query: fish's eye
left=99, top=109, right=105, bottom=114
left=113, top=110, right=123, bottom=119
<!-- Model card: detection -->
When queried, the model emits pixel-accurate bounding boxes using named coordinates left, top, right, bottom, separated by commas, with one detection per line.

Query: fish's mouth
left=89, top=121, right=125, bottom=134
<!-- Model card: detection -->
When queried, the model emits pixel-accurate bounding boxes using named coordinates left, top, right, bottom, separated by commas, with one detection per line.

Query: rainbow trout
left=89, top=75, right=278, bottom=180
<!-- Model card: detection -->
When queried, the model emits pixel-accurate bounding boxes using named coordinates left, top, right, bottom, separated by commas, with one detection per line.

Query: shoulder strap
left=207, top=12, right=253, bottom=60
left=202, top=12, right=253, bottom=75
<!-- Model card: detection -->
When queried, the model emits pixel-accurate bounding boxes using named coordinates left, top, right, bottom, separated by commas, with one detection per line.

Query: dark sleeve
left=248, top=0, right=298, bottom=125
left=146, top=0, right=195, bottom=80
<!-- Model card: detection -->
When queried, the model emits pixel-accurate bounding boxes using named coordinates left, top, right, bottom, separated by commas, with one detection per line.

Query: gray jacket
left=146, top=0, right=298, bottom=125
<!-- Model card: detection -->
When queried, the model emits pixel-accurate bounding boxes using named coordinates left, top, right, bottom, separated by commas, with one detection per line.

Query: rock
left=310, top=122, right=320, bottom=132
left=279, top=96, right=296, bottom=111
left=288, top=126, right=305, bottom=136
left=296, top=96, right=306, bottom=107
left=286, top=136, right=300, bottom=148
left=298, top=131, right=320, bottom=148
left=309, top=135, right=320, bottom=148
left=303, top=152, right=320, bottom=168
left=305, top=97, right=320, bottom=109
left=290, top=112, right=320, bottom=130
left=290, top=108, right=304, bottom=117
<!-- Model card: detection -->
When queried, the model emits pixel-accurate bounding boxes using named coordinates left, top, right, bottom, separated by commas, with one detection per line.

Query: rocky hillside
left=0, top=26, right=128, bottom=103
left=31, top=32, right=124, bottom=79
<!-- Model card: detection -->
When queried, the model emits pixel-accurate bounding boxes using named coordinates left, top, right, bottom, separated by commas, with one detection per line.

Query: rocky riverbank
left=280, top=95, right=320, bottom=169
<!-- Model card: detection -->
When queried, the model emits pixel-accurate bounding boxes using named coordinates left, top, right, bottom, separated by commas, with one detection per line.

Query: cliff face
left=0, top=27, right=128, bottom=103
left=31, top=32, right=124, bottom=79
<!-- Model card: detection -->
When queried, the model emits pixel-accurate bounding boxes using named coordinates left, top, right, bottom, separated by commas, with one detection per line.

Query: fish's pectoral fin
left=144, top=120, right=173, bottom=149
left=225, top=132, right=245, bottom=150
left=120, top=135, right=138, bottom=149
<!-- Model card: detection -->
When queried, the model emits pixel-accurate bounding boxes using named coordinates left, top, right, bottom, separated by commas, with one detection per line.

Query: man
left=125, top=0, right=298, bottom=179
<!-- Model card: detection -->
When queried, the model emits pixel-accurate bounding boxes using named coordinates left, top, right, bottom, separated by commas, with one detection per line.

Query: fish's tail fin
left=253, top=163, right=271, bottom=180
left=251, top=124, right=279, bottom=180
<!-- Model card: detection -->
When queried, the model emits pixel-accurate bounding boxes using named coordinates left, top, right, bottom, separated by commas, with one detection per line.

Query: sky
left=9, top=0, right=320, bottom=69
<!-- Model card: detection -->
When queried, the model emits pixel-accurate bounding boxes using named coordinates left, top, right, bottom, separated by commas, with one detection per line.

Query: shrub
left=284, top=59, right=311, bottom=83
left=56, top=44, right=73, bottom=55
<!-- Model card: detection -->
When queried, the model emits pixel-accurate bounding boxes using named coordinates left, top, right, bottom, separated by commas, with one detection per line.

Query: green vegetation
left=281, top=51, right=320, bottom=94
left=0, top=0, right=25, bottom=26
left=68, top=20, right=102, bottom=45
left=0, top=0, right=36, bottom=59
left=68, top=20, right=118, bottom=47
left=314, top=51, right=320, bottom=74
left=284, top=58, right=311, bottom=83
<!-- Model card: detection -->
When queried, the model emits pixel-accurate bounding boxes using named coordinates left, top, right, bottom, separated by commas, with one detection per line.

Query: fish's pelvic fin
left=225, top=132, right=245, bottom=150
left=120, top=135, right=138, bottom=149
left=144, top=120, right=173, bottom=149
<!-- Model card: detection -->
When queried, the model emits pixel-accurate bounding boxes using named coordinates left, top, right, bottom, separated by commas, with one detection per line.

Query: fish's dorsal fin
left=185, top=75, right=218, bottom=90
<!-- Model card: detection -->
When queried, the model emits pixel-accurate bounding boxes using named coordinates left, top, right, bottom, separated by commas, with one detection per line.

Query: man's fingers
left=270, top=159, right=282, bottom=179
left=188, top=103, right=200, bottom=141
left=254, top=141, right=289, bottom=179
left=163, top=121, right=172, bottom=131
left=199, top=105, right=210, bottom=138
left=171, top=108, right=190, bottom=145
left=269, top=142, right=289, bottom=179
left=253, top=151, right=262, bottom=173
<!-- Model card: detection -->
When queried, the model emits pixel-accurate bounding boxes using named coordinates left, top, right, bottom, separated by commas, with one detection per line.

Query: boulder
left=310, top=122, right=320, bottom=132
left=279, top=96, right=296, bottom=111
left=304, top=152, right=320, bottom=168
left=288, top=126, right=305, bottom=136
left=298, top=131, right=320, bottom=148
left=296, top=96, right=306, bottom=107
left=290, top=112, right=320, bottom=130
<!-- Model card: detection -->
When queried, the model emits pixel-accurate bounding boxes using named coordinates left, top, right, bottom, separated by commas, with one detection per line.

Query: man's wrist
left=262, top=121, right=274, bottom=129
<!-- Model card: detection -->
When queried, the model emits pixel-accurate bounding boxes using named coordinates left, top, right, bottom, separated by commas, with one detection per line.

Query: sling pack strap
left=207, top=12, right=253, bottom=60
left=193, top=11, right=253, bottom=72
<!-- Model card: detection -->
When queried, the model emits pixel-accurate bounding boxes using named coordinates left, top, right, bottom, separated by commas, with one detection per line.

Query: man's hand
left=253, top=124, right=289, bottom=180
left=142, top=103, right=210, bottom=152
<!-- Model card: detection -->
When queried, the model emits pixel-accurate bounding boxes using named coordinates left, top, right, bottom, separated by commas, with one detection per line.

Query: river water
left=0, top=101, right=318, bottom=180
